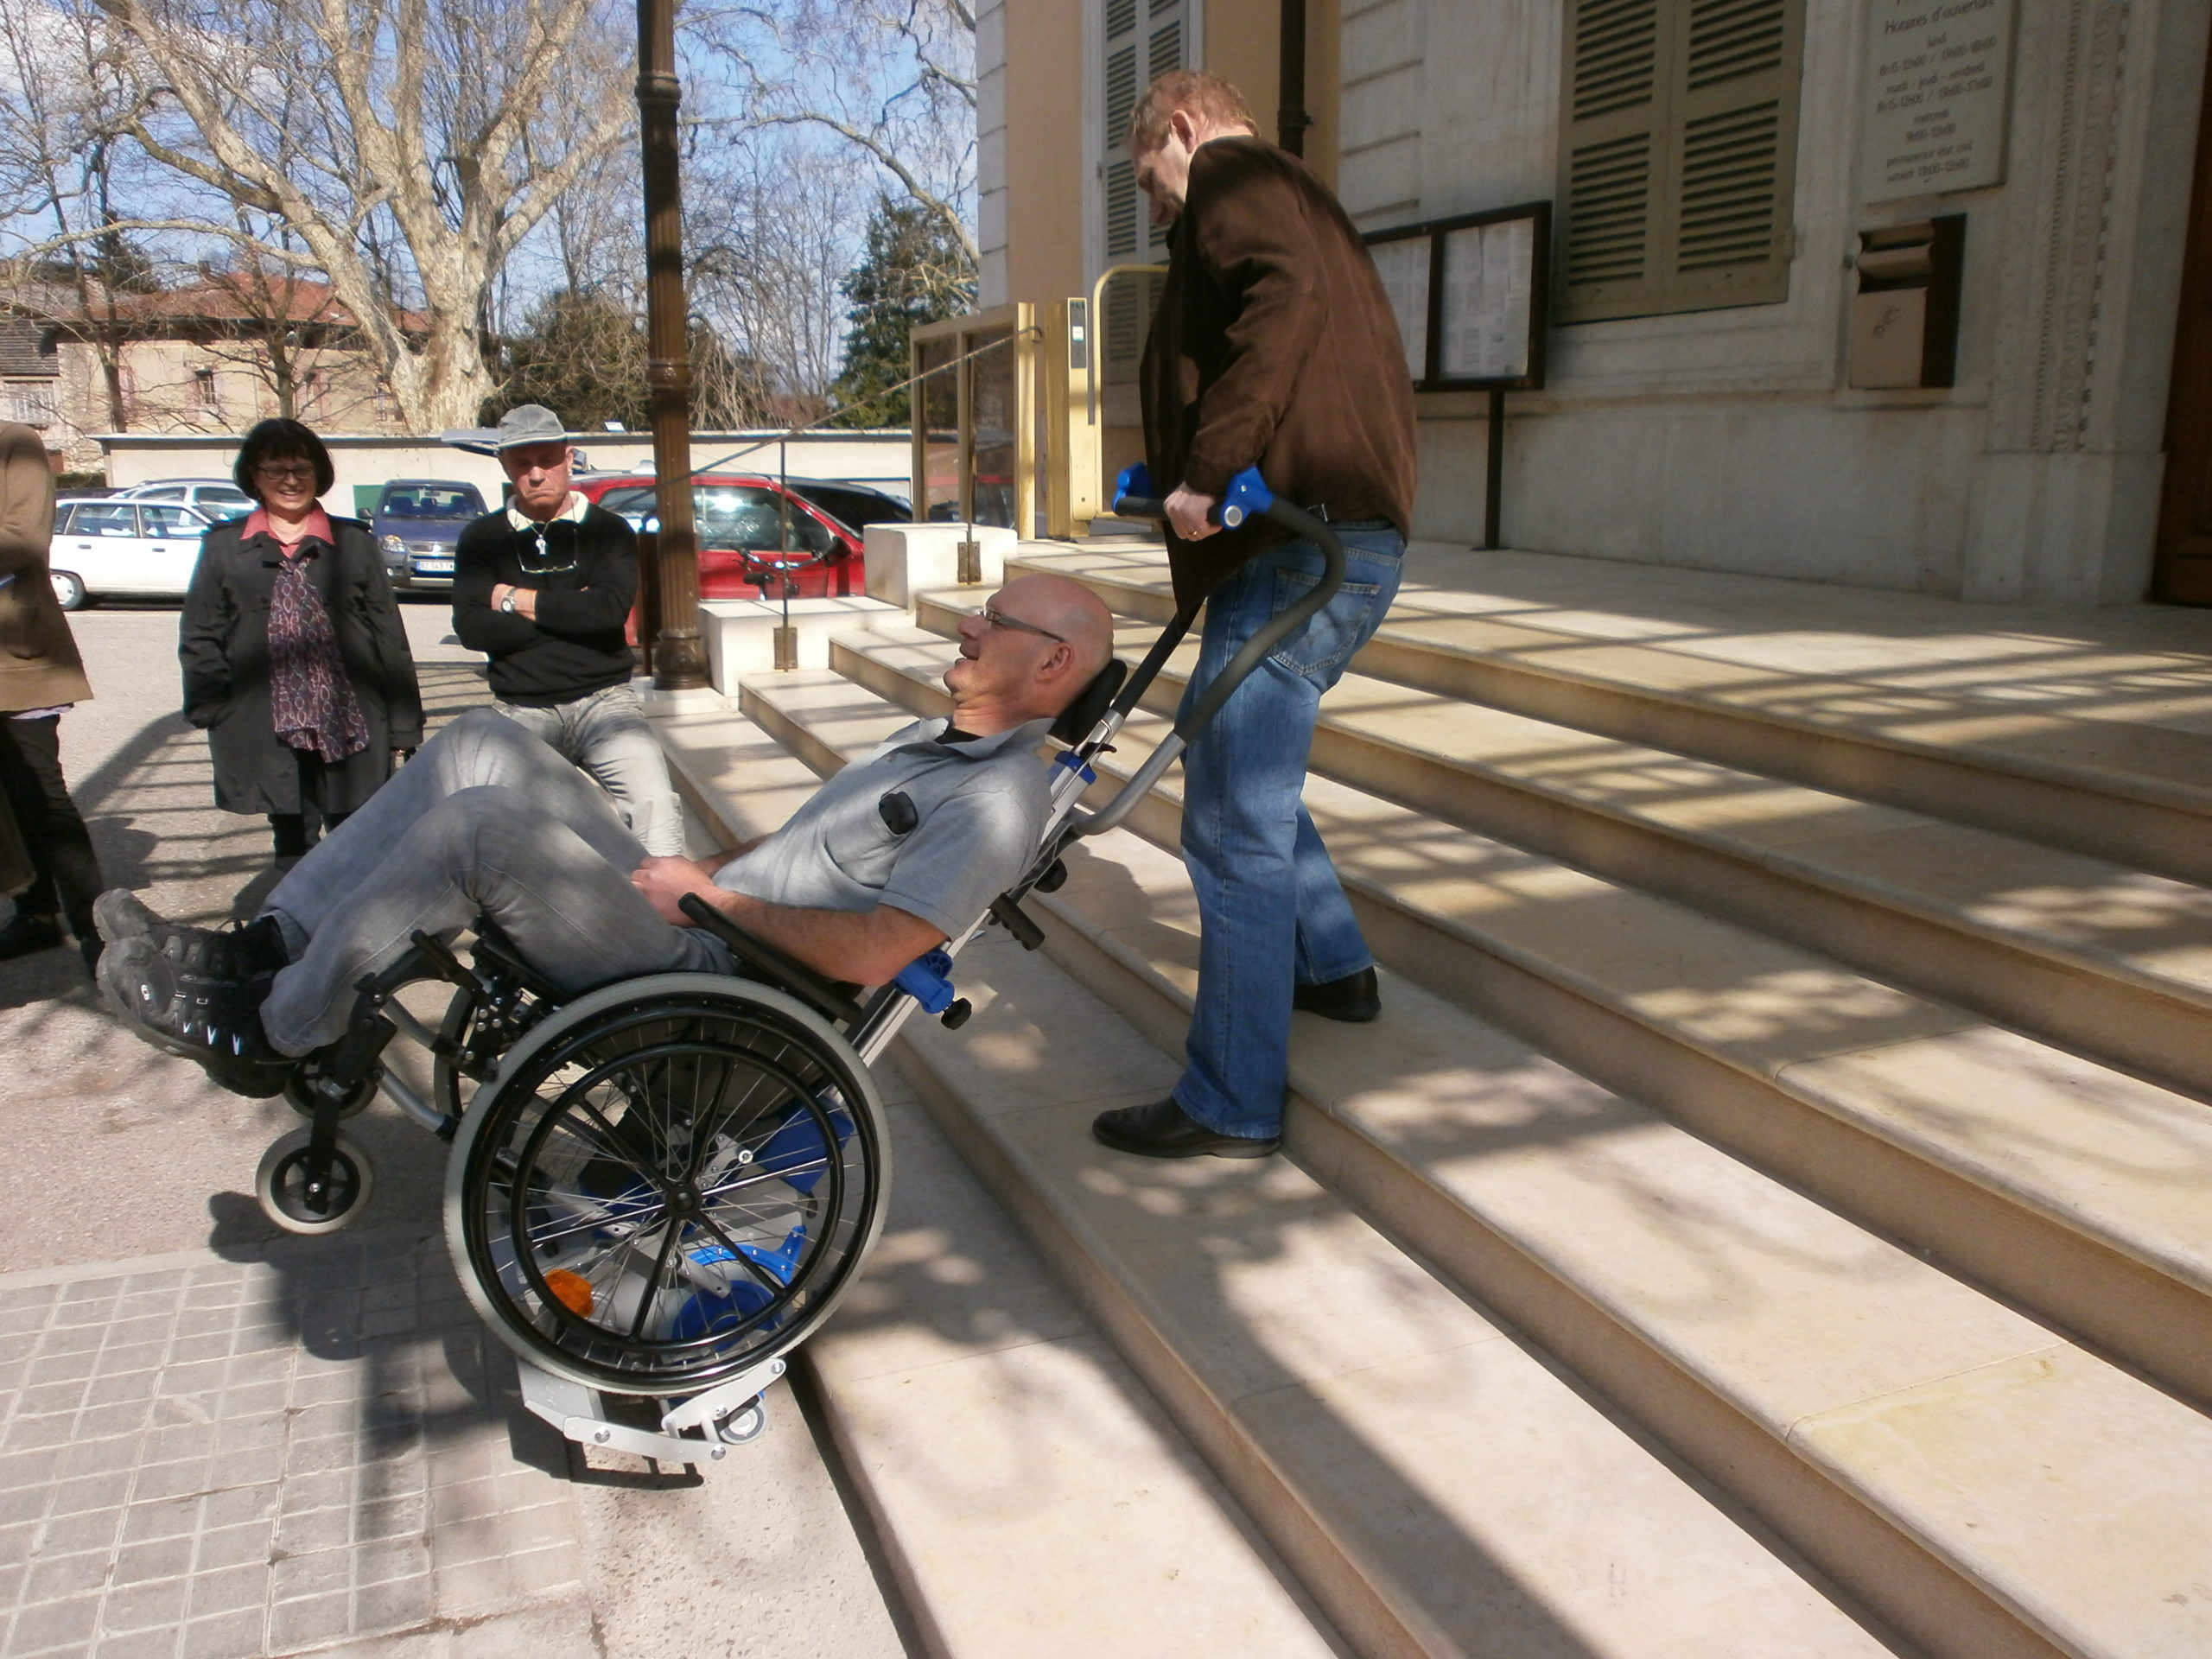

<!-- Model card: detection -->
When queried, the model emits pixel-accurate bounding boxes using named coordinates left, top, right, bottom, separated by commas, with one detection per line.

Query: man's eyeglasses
left=973, top=605, right=1066, bottom=645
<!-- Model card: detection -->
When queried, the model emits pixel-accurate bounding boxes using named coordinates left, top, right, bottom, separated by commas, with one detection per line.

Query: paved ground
left=0, top=602, right=912, bottom=1658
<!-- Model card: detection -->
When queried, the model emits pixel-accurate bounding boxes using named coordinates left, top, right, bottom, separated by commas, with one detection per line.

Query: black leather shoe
left=0, top=911, right=64, bottom=962
left=1091, top=1097, right=1280, bottom=1160
left=1293, top=966, right=1381, bottom=1023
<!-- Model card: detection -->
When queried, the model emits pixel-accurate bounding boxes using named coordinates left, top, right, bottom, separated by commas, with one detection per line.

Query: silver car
left=113, top=478, right=256, bottom=518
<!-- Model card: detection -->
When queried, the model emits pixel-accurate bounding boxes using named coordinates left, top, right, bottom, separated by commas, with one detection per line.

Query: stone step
left=733, top=664, right=2212, bottom=1659
left=654, top=701, right=1346, bottom=1659
left=823, top=626, right=2212, bottom=1415
left=913, top=594, right=2212, bottom=1109
left=1002, top=539, right=2212, bottom=887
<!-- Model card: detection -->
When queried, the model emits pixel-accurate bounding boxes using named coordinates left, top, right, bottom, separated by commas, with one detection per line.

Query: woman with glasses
left=180, top=419, right=423, bottom=868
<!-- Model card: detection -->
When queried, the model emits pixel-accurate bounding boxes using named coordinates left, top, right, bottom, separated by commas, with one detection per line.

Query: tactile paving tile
left=0, top=1233, right=581, bottom=1659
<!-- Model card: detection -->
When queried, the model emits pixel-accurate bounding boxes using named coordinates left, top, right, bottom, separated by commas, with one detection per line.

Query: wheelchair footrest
left=515, top=1355, right=786, bottom=1466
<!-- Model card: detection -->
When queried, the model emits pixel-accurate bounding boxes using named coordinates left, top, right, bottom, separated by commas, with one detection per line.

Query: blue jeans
left=1173, top=524, right=1405, bottom=1138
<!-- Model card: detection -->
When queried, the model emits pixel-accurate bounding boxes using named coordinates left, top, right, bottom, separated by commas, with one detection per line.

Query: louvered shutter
left=1556, top=0, right=1802, bottom=322
left=1667, top=0, right=1801, bottom=307
left=1100, top=0, right=1185, bottom=265
left=1559, top=0, right=1664, bottom=320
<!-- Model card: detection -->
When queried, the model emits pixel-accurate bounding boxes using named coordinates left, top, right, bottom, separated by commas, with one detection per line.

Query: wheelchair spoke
left=690, top=1211, right=793, bottom=1296
left=558, top=1087, right=672, bottom=1198
left=625, top=1217, right=684, bottom=1344
left=697, top=1158, right=829, bottom=1202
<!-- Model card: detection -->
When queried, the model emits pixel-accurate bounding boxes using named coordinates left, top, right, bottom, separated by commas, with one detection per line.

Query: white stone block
left=862, top=524, right=1016, bottom=611
left=702, top=595, right=904, bottom=693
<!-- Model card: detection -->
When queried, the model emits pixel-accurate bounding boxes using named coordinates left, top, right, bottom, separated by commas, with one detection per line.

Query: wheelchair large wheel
left=444, top=975, right=890, bottom=1396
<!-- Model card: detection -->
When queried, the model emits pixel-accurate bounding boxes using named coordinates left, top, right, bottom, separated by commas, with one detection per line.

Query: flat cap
left=493, top=404, right=567, bottom=450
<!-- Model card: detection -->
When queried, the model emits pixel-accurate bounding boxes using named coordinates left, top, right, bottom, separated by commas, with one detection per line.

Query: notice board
left=1365, top=201, right=1550, bottom=392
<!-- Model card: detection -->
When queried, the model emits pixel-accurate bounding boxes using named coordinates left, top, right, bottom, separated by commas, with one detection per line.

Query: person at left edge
left=179, top=418, right=423, bottom=868
left=0, top=420, right=105, bottom=974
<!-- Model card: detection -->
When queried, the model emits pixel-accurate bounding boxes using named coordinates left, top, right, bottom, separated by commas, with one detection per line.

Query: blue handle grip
left=1112, top=465, right=1274, bottom=528
left=1113, top=464, right=1158, bottom=514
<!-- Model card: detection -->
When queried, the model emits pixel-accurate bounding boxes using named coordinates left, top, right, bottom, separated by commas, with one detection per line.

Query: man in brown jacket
left=1092, top=72, right=1418, bottom=1161
left=0, top=423, right=105, bottom=972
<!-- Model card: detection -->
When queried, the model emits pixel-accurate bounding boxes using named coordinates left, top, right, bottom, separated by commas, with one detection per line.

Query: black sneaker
left=99, top=937, right=290, bottom=1098
left=0, top=911, right=64, bottom=962
left=92, top=892, right=289, bottom=980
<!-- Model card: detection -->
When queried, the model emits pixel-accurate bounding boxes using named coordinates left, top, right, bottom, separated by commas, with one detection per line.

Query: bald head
left=1001, top=573, right=1115, bottom=688
left=944, top=571, right=1120, bottom=732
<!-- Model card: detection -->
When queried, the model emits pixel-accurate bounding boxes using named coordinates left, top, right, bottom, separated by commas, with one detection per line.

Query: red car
left=575, top=473, right=866, bottom=601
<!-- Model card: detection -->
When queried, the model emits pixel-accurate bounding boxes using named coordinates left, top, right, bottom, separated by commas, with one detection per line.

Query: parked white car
left=46, top=498, right=216, bottom=608
left=113, top=478, right=255, bottom=518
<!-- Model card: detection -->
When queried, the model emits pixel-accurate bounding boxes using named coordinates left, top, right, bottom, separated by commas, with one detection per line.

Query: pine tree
left=827, top=198, right=976, bottom=429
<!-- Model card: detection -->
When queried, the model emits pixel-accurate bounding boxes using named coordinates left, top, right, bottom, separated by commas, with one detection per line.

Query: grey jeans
left=257, top=708, right=727, bottom=1055
left=492, top=681, right=685, bottom=856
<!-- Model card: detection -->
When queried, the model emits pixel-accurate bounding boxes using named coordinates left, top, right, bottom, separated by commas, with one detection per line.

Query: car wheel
left=49, top=571, right=87, bottom=611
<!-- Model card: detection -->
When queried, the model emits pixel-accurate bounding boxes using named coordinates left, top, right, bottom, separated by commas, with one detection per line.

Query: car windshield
left=382, top=486, right=485, bottom=518
left=601, top=485, right=834, bottom=556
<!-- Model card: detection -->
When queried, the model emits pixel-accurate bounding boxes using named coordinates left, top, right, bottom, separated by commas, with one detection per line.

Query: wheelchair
left=244, top=468, right=1342, bottom=1465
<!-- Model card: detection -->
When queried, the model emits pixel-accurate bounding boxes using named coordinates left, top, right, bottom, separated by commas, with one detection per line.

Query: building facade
left=0, top=276, right=410, bottom=473
left=979, top=0, right=2212, bottom=605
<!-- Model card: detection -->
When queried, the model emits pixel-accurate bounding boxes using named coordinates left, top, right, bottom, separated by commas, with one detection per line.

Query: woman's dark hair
left=233, top=418, right=335, bottom=502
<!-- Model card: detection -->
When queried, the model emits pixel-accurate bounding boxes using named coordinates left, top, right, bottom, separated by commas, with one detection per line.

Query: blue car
left=372, top=479, right=487, bottom=590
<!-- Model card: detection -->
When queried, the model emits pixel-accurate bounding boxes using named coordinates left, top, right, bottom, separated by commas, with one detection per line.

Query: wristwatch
left=500, top=590, right=518, bottom=613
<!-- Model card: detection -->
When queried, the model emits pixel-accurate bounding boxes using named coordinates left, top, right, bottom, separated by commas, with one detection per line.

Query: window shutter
left=1100, top=0, right=1185, bottom=265
left=1556, top=0, right=1801, bottom=323
left=1559, top=0, right=1665, bottom=320
left=1667, top=0, right=1799, bottom=308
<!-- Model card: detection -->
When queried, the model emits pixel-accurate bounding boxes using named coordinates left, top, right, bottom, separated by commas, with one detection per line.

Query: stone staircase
left=655, top=541, right=2212, bottom=1659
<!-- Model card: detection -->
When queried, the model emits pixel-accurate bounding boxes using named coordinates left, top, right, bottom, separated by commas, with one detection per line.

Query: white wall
left=1344, top=0, right=2212, bottom=602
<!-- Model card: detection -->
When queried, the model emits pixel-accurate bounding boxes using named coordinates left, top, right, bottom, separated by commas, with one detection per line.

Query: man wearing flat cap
left=451, top=404, right=683, bottom=855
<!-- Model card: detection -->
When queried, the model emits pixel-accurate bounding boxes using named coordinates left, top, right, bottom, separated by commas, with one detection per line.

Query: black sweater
left=451, top=503, right=638, bottom=705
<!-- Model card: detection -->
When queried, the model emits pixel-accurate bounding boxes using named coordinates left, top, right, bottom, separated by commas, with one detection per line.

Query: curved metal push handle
left=1073, top=467, right=1345, bottom=837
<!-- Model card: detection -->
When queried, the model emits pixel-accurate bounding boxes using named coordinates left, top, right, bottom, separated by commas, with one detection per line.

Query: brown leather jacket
left=1140, top=136, right=1419, bottom=611
left=0, top=423, right=92, bottom=713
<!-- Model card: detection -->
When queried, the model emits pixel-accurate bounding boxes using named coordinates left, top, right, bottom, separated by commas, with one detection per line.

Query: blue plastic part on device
left=1219, top=466, right=1274, bottom=528
left=1052, top=749, right=1097, bottom=785
left=894, top=949, right=957, bottom=1014
left=671, top=1226, right=807, bottom=1338
left=1112, top=463, right=1274, bottom=527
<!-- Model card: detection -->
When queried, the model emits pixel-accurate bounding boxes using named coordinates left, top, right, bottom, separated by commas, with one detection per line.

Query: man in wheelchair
left=98, top=574, right=1115, bottom=1097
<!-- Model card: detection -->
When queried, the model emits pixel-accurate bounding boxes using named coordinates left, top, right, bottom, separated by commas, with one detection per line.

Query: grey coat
left=180, top=517, right=423, bottom=816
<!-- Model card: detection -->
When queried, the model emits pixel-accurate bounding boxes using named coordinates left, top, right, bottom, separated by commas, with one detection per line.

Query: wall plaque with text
left=1860, top=0, right=2017, bottom=202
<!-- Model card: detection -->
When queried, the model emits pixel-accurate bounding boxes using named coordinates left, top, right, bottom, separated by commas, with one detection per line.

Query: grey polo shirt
left=714, top=715, right=1056, bottom=938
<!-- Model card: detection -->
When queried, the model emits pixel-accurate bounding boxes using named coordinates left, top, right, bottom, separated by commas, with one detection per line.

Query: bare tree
left=692, top=0, right=977, bottom=270
left=0, top=0, right=160, bottom=430
left=686, top=143, right=873, bottom=418
left=46, top=0, right=637, bottom=429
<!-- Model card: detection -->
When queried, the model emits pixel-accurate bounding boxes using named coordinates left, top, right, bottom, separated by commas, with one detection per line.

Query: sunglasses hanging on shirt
left=519, top=521, right=579, bottom=575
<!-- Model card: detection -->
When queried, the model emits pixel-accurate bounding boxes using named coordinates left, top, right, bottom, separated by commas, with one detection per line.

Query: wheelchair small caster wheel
left=714, top=1399, right=767, bottom=1445
left=284, top=1067, right=376, bottom=1122
left=255, top=1128, right=374, bottom=1235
